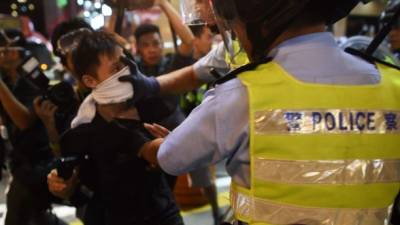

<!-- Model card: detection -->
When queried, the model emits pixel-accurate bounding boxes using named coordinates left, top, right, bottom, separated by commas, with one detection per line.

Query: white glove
left=193, top=42, right=230, bottom=83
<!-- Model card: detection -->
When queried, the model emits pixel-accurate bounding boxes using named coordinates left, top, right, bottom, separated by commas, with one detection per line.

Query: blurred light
left=84, top=1, right=92, bottom=8
left=83, top=11, right=90, bottom=17
left=10, top=4, right=17, bottom=10
left=77, top=0, right=84, bottom=5
left=40, top=64, right=48, bottom=71
left=91, top=14, right=104, bottom=30
left=57, top=0, right=68, bottom=8
left=164, top=42, right=174, bottom=49
left=94, top=2, right=101, bottom=9
left=11, top=11, right=18, bottom=17
left=17, top=0, right=27, bottom=3
left=28, top=4, right=35, bottom=10
left=102, top=4, right=112, bottom=16
left=21, top=6, right=27, bottom=12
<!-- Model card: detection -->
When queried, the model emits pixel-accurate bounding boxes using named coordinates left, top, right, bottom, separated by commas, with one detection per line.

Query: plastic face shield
left=180, top=0, right=215, bottom=25
left=180, top=0, right=244, bottom=63
left=57, top=28, right=92, bottom=56
left=380, top=0, right=400, bottom=28
left=210, top=0, right=244, bottom=64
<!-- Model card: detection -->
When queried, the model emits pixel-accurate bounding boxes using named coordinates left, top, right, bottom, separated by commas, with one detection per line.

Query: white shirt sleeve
left=157, top=89, right=222, bottom=175
left=157, top=79, right=251, bottom=187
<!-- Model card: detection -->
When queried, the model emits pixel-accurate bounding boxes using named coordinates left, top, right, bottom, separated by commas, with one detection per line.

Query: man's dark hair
left=51, top=18, right=93, bottom=65
left=189, top=23, right=206, bottom=38
left=134, top=23, right=161, bottom=42
left=72, top=31, right=118, bottom=80
left=299, top=0, right=335, bottom=26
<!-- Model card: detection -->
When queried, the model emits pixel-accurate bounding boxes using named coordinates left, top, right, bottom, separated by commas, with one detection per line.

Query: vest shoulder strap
left=214, top=57, right=273, bottom=86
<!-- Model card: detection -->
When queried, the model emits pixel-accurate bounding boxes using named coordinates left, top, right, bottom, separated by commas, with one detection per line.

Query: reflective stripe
left=254, top=109, right=400, bottom=134
left=254, top=158, right=400, bottom=184
left=255, top=181, right=398, bottom=208
left=230, top=186, right=392, bottom=225
left=253, top=135, right=400, bottom=161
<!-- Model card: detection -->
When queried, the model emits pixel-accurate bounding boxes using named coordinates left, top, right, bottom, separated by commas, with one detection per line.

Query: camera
left=54, top=155, right=88, bottom=180
left=17, top=55, right=78, bottom=116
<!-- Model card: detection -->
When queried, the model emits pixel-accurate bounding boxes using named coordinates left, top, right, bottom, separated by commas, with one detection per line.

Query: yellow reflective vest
left=225, top=40, right=250, bottom=70
left=231, top=61, right=400, bottom=225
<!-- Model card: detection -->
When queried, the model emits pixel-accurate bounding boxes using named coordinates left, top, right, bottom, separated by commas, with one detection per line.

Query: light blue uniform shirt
left=157, top=32, right=381, bottom=188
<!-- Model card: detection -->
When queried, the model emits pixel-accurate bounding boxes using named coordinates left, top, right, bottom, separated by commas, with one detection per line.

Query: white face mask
left=92, top=66, right=133, bottom=104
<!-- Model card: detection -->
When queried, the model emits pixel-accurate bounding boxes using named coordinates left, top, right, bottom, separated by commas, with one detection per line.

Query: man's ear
left=82, top=75, right=98, bottom=89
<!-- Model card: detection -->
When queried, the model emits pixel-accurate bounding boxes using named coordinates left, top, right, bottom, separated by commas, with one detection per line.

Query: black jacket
left=60, top=113, right=182, bottom=225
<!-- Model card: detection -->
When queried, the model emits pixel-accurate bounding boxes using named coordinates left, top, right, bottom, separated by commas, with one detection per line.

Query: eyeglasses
left=56, top=28, right=92, bottom=56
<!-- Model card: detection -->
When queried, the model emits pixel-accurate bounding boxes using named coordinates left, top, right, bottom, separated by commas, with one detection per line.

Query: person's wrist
left=147, top=76, right=161, bottom=96
left=43, top=117, right=56, bottom=128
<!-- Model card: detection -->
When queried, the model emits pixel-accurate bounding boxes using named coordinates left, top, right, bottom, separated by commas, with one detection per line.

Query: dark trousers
left=392, top=193, right=400, bottom=225
left=5, top=178, right=67, bottom=225
left=84, top=195, right=185, bottom=225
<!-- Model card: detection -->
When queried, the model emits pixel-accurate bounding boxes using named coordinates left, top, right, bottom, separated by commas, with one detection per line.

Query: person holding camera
left=0, top=29, right=67, bottom=225
left=51, top=31, right=183, bottom=225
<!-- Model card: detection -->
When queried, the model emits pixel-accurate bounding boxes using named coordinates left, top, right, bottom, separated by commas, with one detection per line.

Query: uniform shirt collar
left=269, top=32, right=337, bottom=58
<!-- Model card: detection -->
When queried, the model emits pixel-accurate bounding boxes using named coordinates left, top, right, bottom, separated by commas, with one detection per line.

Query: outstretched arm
left=156, top=0, right=195, bottom=56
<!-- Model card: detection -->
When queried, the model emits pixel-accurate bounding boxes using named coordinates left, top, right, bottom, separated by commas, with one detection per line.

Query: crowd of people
left=0, top=0, right=400, bottom=225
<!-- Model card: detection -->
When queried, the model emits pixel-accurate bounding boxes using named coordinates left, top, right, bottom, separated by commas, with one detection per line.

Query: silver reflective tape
left=231, top=188, right=392, bottom=225
left=254, top=158, right=400, bottom=184
left=254, top=109, right=400, bottom=134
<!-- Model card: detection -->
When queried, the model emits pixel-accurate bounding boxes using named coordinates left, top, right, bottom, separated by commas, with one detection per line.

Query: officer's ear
left=81, top=74, right=98, bottom=89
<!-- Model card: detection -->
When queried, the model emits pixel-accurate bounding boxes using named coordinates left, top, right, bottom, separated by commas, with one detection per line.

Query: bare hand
left=144, top=123, right=170, bottom=138
left=138, top=138, right=163, bottom=165
left=47, top=169, right=78, bottom=199
left=33, top=97, right=58, bottom=125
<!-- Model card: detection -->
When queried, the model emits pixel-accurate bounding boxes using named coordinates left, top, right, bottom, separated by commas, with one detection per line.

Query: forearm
left=157, top=65, right=203, bottom=95
left=0, top=81, right=35, bottom=130
left=139, top=138, right=164, bottom=165
left=159, top=0, right=194, bottom=55
left=45, top=123, right=61, bottom=157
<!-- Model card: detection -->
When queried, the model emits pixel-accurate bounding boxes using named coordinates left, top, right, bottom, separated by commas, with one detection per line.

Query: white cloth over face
left=71, top=66, right=133, bottom=128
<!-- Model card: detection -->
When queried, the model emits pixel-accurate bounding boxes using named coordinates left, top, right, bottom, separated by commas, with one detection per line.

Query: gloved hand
left=119, top=56, right=160, bottom=104
left=193, top=42, right=230, bottom=83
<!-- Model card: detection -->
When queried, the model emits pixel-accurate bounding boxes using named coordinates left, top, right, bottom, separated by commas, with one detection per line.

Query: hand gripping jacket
left=232, top=62, right=400, bottom=225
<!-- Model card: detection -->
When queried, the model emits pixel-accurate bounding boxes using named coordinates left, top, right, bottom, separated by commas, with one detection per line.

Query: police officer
left=140, top=0, right=400, bottom=224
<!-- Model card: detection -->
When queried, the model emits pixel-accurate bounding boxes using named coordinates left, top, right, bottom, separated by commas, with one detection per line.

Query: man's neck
left=270, top=23, right=326, bottom=53
left=97, top=102, right=139, bottom=122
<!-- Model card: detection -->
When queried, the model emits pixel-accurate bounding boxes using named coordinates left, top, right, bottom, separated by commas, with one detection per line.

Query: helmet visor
left=180, top=0, right=216, bottom=25
left=57, top=28, right=92, bottom=56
